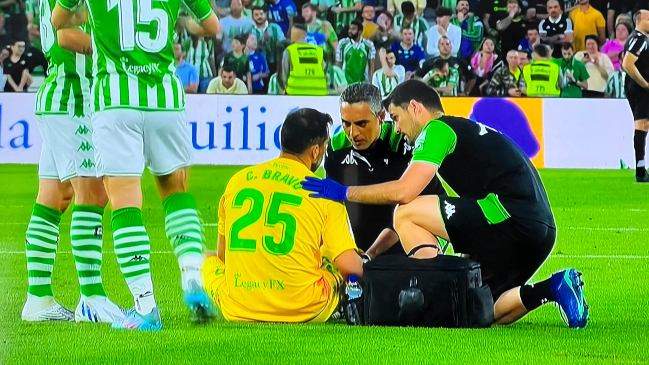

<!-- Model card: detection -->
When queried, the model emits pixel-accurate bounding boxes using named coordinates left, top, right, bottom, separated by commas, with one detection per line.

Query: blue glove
left=301, top=176, right=348, bottom=202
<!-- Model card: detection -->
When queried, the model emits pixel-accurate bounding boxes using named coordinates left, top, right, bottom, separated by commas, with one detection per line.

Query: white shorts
left=92, top=109, right=193, bottom=177
left=37, top=114, right=98, bottom=181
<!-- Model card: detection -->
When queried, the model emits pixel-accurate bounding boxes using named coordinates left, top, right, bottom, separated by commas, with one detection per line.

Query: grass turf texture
left=1, top=166, right=648, bottom=364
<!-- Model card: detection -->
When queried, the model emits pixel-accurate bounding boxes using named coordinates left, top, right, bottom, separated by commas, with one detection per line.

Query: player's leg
left=629, top=87, right=649, bottom=182
left=93, top=109, right=160, bottom=330
left=144, top=110, right=214, bottom=321
left=22, top=116, right=75, bottom=322
left=393, top=195, right=449, bottom=258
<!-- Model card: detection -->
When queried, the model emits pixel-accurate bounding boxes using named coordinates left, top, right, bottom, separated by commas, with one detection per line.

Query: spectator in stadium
left=553, top=42, right=589, bottom=98
left=246, top=34, right=270, bottom=94
left=251, top=6, right=285, bottom=75
left=388, top=0, right=425, bottom=16
left=219, top=0, right=255, bottom=54
left=525, top=0, right=550, bottom=23
left=570, top=0, right=606, bottom=52
left=370, top=12, right=400, bottom=55
left=241, top=0, right=264, bottom=18
left=330, top=0, right=361, bottom=36
left=372, top=48, right=406, bottom=98
left=450, top=0, right=484, bottom=61
left=303, top=3, right=338, bottom=65
left=173, top=42, right=199, bottom=94
left=186, top=36, right=217, bottom=94
left=0, top=47, right=8, bottom=91
left=605, top=52, right=626, bottom=98
left=602, top=22, right=632, bottom=71
left=481, top=0, right=511, bottom=39
left=391, top=26, right=425, bottom=79
left=471, top=37, right=498, bottom=78
left=282, top=16, right=328, bottom=95
left=337, top=19, right=376, bottom=85
left=265, top=0, right=297, bottom=36
left=421, top=58, right=459, bottom=96
left=4, top=40, right=31, bottom=92
left=221, top=34, right=252, bottom=93
left=518, top=49, right=530, bottom=66
left=426, top=7, right=461, bottom=58
left=325, top=61, right=348, bottom=95
left=215, top=0, right=233, bottom=18
left=574, top=35, right=613, bottom=98
left=361, top=4, right=378, bottom=40
left=486, top=49, right=526, bottom=96
left=267, top=45, right=285, bottom=94
left=518, top=28, right=541, bottom=55
left=309, top=0, right=332, bottom=18
left=523, top=44, right=564, bottom=96
left=394, top=1, right=429, bottom=48
left=207, top=66, right=250, bottom=94
left=538, top=0, right=574, bottom=59
left=496, top=0, right=530, bottom=59
left=418, top=36, right=476, bottom=95
left=25, top=0, right=47, bottom=76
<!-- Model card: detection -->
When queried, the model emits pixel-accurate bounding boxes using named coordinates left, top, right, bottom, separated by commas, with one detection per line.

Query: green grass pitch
left=1, top=165, right=648, bottom=364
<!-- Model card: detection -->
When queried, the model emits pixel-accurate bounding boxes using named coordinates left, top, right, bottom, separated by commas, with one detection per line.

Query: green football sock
left=71, top=205, right=107, bottom=297
left=25, top=203, right=61, bottom=298
left=163, top=193, right=204, bottom=289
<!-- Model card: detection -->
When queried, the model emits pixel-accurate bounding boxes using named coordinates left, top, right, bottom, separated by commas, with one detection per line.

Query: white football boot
left=75, top=296, right=126, bottom=323
left=22, top=294, right=74, bottom=322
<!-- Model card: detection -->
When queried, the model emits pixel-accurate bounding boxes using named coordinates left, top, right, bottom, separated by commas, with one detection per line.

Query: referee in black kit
left=324, top=84, right=445, bottom=257
left=624, top=10, right=649, bottom=182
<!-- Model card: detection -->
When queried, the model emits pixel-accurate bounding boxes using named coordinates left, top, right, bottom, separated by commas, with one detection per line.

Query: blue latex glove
left=301, top=176, right=348, bottom=202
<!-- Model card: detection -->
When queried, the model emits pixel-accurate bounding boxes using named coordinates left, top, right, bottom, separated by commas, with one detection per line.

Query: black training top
left=324, top=122, right=445, bottom=252
left=412, top=115, right=555, bottom=227
left=625, top=30, right=649, bottom=88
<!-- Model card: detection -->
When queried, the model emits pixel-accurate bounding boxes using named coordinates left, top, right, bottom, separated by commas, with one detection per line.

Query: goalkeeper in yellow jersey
left=202, top=108, right=364, bottom=323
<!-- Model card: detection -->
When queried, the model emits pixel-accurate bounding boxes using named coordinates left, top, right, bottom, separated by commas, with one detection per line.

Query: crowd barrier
left=0, top=94, right=635, bottom=169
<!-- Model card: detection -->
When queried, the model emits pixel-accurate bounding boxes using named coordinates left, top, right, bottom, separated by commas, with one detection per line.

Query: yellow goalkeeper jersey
left=212, top=157, right=357, bottom=322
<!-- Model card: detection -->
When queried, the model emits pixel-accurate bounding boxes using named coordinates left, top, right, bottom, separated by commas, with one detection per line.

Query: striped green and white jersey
left=605, top=71, right=626, bottom=98
left=186, top=38, right=214, bottom=79
left=336, top=38, right=376, bottom=84
left=35, top=0, right=92, bottom=118
left=394, top=15, right=429, bottom=48
left=59, top=0, right=213, bottom=111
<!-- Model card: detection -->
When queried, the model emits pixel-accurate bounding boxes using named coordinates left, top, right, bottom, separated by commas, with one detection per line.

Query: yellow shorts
left=200, top=256, right=342, bottom=323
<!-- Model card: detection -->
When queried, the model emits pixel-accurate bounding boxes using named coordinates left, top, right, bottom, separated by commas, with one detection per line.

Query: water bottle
left=346, top=275, right=363, bottom=300
left=345, top=275, right=363, bottom=325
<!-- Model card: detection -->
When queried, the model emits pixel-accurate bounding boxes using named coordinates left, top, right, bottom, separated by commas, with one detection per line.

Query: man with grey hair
left=324, top=83, right=444, bottom=256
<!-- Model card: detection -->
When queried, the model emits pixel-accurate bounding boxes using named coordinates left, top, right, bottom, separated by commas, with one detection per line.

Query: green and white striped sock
left=25, top=203, right=61, bottom=298
left=112, top=207, right=156, bottom=314
left=70, top=205, right=107, bottom=297
left=163, top=193, right=204, bottom=290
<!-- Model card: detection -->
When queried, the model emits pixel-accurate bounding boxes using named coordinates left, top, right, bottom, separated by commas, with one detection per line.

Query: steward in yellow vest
left=281, top=16, right=328, bottom=96
left=523, top=44, right=564, bottom=97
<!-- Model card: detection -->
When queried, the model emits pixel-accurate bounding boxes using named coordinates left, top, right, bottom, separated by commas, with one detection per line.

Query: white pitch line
left=0, top=251, right=647, bottom=259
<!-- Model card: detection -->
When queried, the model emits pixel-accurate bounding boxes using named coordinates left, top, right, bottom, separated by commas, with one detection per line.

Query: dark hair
left=251, top=5, right=265, bottom=12
left=383, top=80, right=444, bottom=113
left=351, top=19, right=364, bottom=32
left=533, top=43, right=550, bottom=57
left=234, top=33, right=249, bottom=45
left=362, top=3, right=374, bottom=11
left=584, top=34, right=600, bottom=48
left=221, top=65, right=235, bottom=74
left=401, top=1, right=415, bottom=16
left=527, top=27, right=539, bottom=34
left=616, top=21, right=633, bottom=37
left=12, top=39, right=25, bottom=46
left=561, top=42, right=573, bottom=51
left=281, top=108, right=333, bottom=155
left=433, top=58, right=449, bottom=70
left=292, top=15, right=308, bottom=32
left=436, top=7, right=453, bottom=17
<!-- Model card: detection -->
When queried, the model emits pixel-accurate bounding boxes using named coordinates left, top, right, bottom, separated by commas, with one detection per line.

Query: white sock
left=129, top=277, right=157, bottom=315
left=179, top=254, right=203, bottom=291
